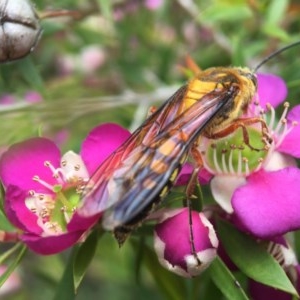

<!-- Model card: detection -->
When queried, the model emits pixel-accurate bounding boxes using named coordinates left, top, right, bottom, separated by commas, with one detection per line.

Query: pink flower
left=202, top=73, right=300, bottom=238
left=0, top=123, right=130, bottom=254
left=144, top=0, right=163, bottom=10
left=154, top=208, right=218, bottom=277
left=175, top=162, right=212, bottom=186
left=24, top=91, right=42, bottom=103
left=56, top=45, right=106, bottom=76
left=0, top=91, right=42, bottom=105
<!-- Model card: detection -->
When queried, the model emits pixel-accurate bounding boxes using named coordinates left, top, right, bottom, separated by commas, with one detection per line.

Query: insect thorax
left=199, top=67, right=257, bottom=136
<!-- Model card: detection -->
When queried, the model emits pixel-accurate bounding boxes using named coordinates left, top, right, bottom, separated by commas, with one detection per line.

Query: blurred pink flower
left=0, top=266, right=21, bottom=296
left=0, top=91, right=42, bottom=105
left=145, top=0, right=163, bottom=10
left=56, top=45, right=106, bottom=76
left=24, top=91, right=42, bottom=103
left=80, top=45, right=106, bottom=74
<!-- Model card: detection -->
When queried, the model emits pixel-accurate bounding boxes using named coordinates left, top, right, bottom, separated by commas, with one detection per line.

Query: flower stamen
left=266, top=103, right=275, bottom=130
left=211, top=144, right=222, bottom=174
left=44, top=161, right=65, bottom=184
left=221, top=149, right=228, bottom=173
left=274, top=102, right=289, bottom=134
left=254, top=158, right=263, bottom=172
left=243, top=157, right=250, bottom=176
left=32, top=175, right=55, bottom=191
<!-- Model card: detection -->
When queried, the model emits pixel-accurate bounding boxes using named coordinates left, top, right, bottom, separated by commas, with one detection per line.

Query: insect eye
left=244, top=72, right=257, bottom=89
left=250, top=74, right=257, bottom=88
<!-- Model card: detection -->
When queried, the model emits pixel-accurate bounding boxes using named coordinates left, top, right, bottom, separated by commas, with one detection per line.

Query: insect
left=78, top=41, right=300, bottom=246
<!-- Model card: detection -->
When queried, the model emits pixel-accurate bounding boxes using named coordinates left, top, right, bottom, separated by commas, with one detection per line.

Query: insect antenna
left=253, top=40, right=300, bottom=72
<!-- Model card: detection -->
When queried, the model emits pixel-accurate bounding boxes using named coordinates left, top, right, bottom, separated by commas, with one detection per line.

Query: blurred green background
left=1, top=0, right=300, bottom=299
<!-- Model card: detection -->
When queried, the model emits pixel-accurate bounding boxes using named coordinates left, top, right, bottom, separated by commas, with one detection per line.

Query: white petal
left=61, top=151, right=89, bottom=182
left=264, top=151, right=297, bottom=172
left=211, top=175, right=246, bottom=213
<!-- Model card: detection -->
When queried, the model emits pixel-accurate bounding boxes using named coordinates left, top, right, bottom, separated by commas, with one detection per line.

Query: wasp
left=78, top=42, right=300, bottom=246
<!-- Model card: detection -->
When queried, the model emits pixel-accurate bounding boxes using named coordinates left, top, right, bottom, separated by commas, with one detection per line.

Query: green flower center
left=204, top=127, right=269, bottom=175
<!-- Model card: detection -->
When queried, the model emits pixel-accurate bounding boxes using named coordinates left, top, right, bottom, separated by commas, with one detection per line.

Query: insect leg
left=147, top=106, right=157, bottom=117
left=206, top=117, right=272, bottom=151
left=184, top=147, right=205, bottom=266
left=185, top=55, right=202, bottom=75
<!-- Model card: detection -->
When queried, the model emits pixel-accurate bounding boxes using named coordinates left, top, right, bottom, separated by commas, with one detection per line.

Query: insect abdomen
left=113, top=156, right=186, bottom=246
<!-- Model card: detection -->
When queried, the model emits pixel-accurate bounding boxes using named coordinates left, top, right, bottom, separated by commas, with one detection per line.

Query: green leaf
left=201, top=4, right=252, bottom=23
left=53, top=250, right=77, bottom=300
left=265, top=0, right=288, bottom=25
left=262, top=23, right=289, bottom=41
left=141, top=242, right=186, bottom=300
left=52, top=230, right=101, bottom=300
left=218, top=220, right=298, bottom=297
left=73, top=229, right=99, bottom=291
left=232, top=36, right=245, bottom=67
left=0, top=243, right=24, bottom=265
left=192, top=181, right=203, bottom=212
left=16, top=57, right=45, bottom=94
left=0, top=244, right=27, bottom=288
left=209, top=256, right=249, bottom=300
left=133, top=236, right=146, bottom=283
left=97, top=0, right=113, bottom=21
left=0, top=210, right=15, bottom=231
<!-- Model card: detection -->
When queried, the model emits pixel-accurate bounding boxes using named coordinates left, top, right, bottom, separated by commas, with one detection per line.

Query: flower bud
left=154, top=208, right=218, bottom=277
left=0, top=0, right=42, bottom=62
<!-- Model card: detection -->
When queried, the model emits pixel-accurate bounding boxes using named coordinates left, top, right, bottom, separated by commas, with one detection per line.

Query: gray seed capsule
left=0, top=0, right=42, bottom=62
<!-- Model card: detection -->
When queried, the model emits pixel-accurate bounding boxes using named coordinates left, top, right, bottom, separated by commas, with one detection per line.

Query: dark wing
left=78, top=85, right=238, bottom=229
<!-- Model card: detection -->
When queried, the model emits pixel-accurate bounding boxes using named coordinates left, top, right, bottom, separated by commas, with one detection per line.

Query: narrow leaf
left=53, top=249, right=76, bottom=300
left=0, top=243, right=24, bottom=265
left=218, top=220, right=298, bottom=296
left=141, top=242, right=186, bottom=300
left=73, top=230, right=99, bottom=291
left=0, top=244, right=27, bottom=287
left=209, top=256, right=249, bottom=300
left=16, top=57, right=44, bottom=94
left=0, top=210, right=14, bottom=231
left=265, top=0, right=288, bottom=25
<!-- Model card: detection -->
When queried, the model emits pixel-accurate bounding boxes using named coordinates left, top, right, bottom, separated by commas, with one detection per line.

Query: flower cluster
left=151, top=72, right=300, bottom=296
left=0, top=72, right=299, bottom=298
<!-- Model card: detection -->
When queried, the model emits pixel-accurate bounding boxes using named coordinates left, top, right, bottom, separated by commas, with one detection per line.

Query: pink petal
left=81, top=123, right=130, bottom=175
left=4, top=185, right=42, bottom=235
left=175, top=163, right=212, bottom=186
left=154, top=208, right=218, bottom=276
left=249, top=279, right=292, bottom=300
left=278, top=105, right=300, bottom=158
left=67, top=211, right=99, bottom=232
left=0, top=138, right=61, bottom=193
left=232, top=168, right=300, bottom=238
left=21, top=231, right=84, bottom=255
left=256, top=73, right=287, bottom=109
